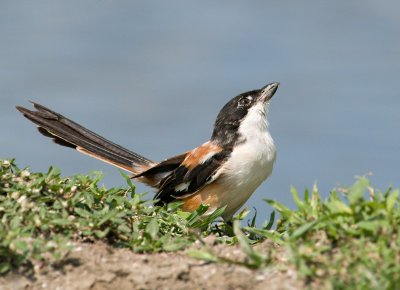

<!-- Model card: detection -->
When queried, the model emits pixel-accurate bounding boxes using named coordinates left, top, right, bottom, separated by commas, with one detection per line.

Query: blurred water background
left=1, top=1, right=399, bottom=223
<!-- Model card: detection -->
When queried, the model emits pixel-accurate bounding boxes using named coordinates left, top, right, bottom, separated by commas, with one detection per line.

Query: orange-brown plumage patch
left=181, top=141, right=222, bottom=170
left=181, top=182, right=225, bottom=212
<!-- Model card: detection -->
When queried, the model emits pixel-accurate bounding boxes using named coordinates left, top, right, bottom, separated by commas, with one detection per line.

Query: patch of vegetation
left=0, top=159, right=223, bottom=274
left=1, top=159, right=400, bottom=289
left=273, top=179, right=400, bottom=289
left=196, top=178, right=400, bottom=289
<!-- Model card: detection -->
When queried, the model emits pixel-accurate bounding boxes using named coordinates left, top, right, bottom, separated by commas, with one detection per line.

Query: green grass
left=0, top=159, right=224, bottom=274
left=1, top=159, right=400, bottom=289
left=196, top=178, right=400, bottom=289
left=273, top=179, right=400, bottom=289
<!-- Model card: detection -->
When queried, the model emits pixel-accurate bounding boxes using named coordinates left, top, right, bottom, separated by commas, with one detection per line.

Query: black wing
left=154, top=151, right=230, bottom=204
left=134, top=152, right=188, bottom=187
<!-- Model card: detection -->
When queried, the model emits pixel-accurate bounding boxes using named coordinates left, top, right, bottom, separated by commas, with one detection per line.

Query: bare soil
left=0, top=239, right=301, bottom=290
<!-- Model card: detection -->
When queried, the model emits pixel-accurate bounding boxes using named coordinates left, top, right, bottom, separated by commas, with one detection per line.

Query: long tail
left=16, top=102, right=156, bottom=174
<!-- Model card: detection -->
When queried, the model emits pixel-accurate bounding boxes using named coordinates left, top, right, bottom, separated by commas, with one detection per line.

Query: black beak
left=259, top=82, right=279, bottom=102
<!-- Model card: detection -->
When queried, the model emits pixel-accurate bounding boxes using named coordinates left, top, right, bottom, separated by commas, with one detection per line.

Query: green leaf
left=0, top=263, right=10, bottom=274
left=348, top=177, right=369, bottom=205
left=326, top=199, right=352, bottom=214
left=13, top=240, right=29, bottom=253
left=236, top=208, right=251, bottom=221
left=186, top=204, right=209, bottom=226
left=97, top=210, right=117, bottom=226
left=94, top=229, right=110, bottom=238
left=10, top=216, right=21, bottom=229
left=74, top=207, right=91, bottom=218
left=51, top=218, right=70, bottom=226
left=145, top=218, right=159, bottom=240
left=167, top=201, right=184, bottom=212
left=234, top=221, right=264, bottom=267
left=248, top=208, right=257, bottom=227
left=291, top=220, right=318, bottom=239
left=197, top=206, right=226, bottom=227
left=187, top=249, right=218, bottom=262
left=264, top=211, right=275, bottom=230
left=386, top=190, right=399, bottom=212
left=357, top=221, right=379, bottom=233
left=130, top=193, right=141, bottom=206
left=264, top=199, right=292, bottom=217
left=81, top=230, right=93, bottom=236
left=119, top=170, right=136, bottom=192
left=162, top=238, right=189, bottom=251
left=117, top=224, right=131, bottom=233
left=291, top=186, right=305, bottom=210
left=176, top=210, right=191, bottom=219
left=234, top=221, right=252, bottom=253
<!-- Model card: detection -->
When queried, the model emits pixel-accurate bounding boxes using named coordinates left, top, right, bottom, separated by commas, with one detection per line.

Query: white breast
left=216, top=102, right=276, bottom=220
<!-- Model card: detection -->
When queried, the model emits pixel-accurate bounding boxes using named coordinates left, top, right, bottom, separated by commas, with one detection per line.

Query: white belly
left=217, top=131, right=276, bottom=220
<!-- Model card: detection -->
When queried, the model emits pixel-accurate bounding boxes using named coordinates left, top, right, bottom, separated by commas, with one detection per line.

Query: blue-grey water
left=1, top=1, right=400, bottom=223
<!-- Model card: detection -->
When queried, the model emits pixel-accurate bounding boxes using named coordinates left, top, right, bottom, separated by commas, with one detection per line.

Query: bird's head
left=211, top=82, right=279, bottom=147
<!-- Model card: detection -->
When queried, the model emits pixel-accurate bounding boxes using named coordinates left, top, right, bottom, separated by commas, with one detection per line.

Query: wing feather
left=154, top=151, right=230, bottom=204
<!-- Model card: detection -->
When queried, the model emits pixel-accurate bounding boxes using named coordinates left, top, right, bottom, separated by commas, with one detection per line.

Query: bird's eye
left=238, top=96, right=252, bottom=107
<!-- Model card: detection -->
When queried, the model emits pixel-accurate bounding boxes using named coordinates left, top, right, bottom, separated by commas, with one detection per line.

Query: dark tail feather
left=16, top=102, right=155, bottom=174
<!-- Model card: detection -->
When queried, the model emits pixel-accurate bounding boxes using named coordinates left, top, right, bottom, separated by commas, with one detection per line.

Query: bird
left=16, top=82, right=279, bottom=222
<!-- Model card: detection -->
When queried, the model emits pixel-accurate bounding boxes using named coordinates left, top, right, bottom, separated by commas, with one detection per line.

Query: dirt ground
left=1, top=238, right=301, bottom=290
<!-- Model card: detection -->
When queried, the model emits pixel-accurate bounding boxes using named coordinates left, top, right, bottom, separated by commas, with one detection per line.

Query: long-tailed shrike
left=17, top=82, right=279, bottom=221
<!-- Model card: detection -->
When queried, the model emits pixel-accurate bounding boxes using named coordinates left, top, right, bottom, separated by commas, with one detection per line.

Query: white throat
left=238, top=102, right=270, bottom=140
